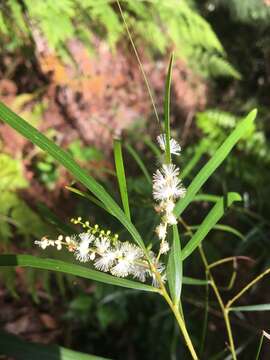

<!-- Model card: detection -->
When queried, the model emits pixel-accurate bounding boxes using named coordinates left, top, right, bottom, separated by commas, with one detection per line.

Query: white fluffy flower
left=157, top=134, right=181, bottom=156
left=95, top=237, right=110, bottom=253
left=155, top=223, right=167, bottom=240
left=121, top=242, right=143, bottom=261
left=94, top=251, right=117, bottom=271
left=75, top=233, right=94, bottom=262
left=153, top=164, right=186, bottom=201
left=111, top=258, right=132, bottom=277
left=131, top=264, right=148, bottom=282
left=164, top=199, right=175, bottom=214
left=165, top=213, right=177, bottom=225
left=160, top=241, right=170, bottom=254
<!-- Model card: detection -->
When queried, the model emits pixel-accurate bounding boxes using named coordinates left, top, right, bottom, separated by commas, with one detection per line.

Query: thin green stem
left=116, top=0, right=160, bottom=124
left=226, top=268, right=270, bottom=309
left=255, top=331, right=264, bottom=360
left=151, top=264, right=198, bottom=360
left=208, top=256, right=253, bottom=270
left=198, top=245, right=237, bottom=360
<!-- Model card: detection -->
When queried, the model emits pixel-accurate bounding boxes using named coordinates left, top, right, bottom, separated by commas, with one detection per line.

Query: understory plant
left=0, top=11, right=268, bottom=359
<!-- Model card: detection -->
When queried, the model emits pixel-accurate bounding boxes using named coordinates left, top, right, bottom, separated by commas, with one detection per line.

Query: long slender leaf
left=255, top=332, right=264, bottom=360
left=164, top=53, right=174, bottom=164
left=190, top=224, right=245, bottom=241
left=0, top=254, right=158, bottom=292
left=181, top=141, right=208, bottom=179
left=230, top=304, right=270, bottom=312
left=143, top=137, right=161, bottom=157
left=182, top=277, right=208, bottom=286
left=255, top=331, right=270, bottom=360
left=125, top=143, right=152, bottom=184
left=113, top=139, right=131, bottom=220
left=193, top=194, right=220, bottom=203
left=174, top=109, right=257, bottom=217
left=0, top=330, right=109, bottom=360
left=0, top=102, right=145, bottom=250
left=66, top=186, right=113, bottom=216
left=182, top=192, right=242, bottom=260
left=167, top=225, right=182, bottom=305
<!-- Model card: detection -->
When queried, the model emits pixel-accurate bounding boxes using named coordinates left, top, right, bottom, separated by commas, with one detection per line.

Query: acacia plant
left=0, top=6, right=267, bottom=357
left=1, top=53, right=267, bottom=358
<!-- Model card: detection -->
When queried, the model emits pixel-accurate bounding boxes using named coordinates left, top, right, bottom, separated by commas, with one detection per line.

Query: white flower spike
left=157, top=134, right=181, bottom=156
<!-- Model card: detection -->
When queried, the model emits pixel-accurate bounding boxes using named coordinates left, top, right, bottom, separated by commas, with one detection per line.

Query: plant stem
left=179, top=217, right=237, bottom=359
left=151, top=264, right=198, bottom=359
left=198, top=245, right=237, bottom=360
left=226, top=268, right=270, bottom=309
left=162, top=287, right=199, bottom=360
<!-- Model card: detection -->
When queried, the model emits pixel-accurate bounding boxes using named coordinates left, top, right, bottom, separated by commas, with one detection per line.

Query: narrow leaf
left=190, top=224, right=245, bottom=241
left=125, top=143, right=151, bottom=184
left=193, top=194, right=220, bottom=203
left=174, top=109, right=257, bottom=217
left=230, top=304, right=270, bottom=312
left=0, top=330, right=109, bottom=360
left=167, top=224, right=182, bottom=305
left=143, top=137, right=161, bottom=157
left=0, top=254, right=158, bottom=293
left=113, top=139, right=131, bottom=220
left=182, top=192, right=242, bottom=260
left=182, top=277, right=209, bottom=286
left=66, top=186, right=113, bottom=216
left=164, top=53, right=174, bottom=164
left=0, top=102, right=145, bottom=249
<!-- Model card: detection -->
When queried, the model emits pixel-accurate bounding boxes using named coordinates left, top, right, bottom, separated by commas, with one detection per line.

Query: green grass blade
left=66, top=186, right=114, bottom=216
left=182, top=141, right=208, bottom=179
left=182, top=277, right=208, bottom=286
left=230, top=304, right=270, bottom=312
left=193, top=194, right=220, bottom=203
left=143, top=137, right=162, bottom=157
left=182, top=192, right=242, bottom=260
left=174, top=109, right=257, bottom=217
left=0, top=102, right=144, bottom=249
left=164, top=53, right=174, bottom=164
left=255, top=332, right=264, bottom=360
left=125, top=143, right=152, bottom=184
left=113, top=139, right=131, bottom=220
left=190, top=224, right=245, bottom=241
left=0, top=330, right=109, bottom=360
left=167, top=224, right=182, bottom=305
left=0, top=254, right=159, bottom=293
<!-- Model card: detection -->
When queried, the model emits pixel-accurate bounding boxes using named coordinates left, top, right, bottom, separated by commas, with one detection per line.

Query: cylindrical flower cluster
left=35, top=219, right=165, bottom=287
left=153, top=134, right=186, bottom=255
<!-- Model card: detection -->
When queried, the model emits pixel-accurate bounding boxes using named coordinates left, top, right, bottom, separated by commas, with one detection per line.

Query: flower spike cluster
left=35, top=218, right=166, bottom=287
left=153, top=134, right=186, bottom=256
